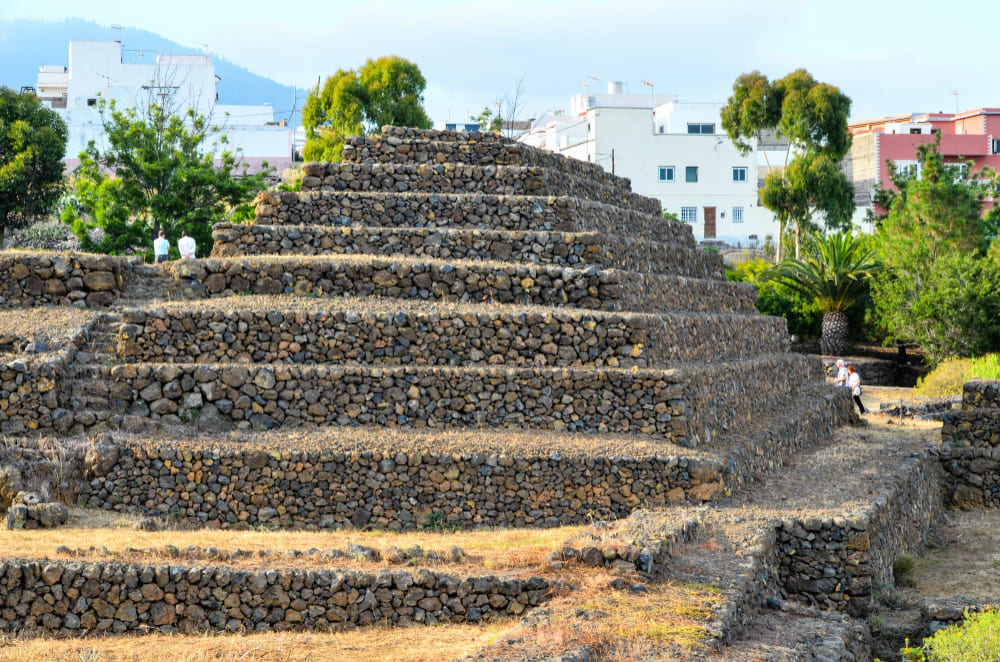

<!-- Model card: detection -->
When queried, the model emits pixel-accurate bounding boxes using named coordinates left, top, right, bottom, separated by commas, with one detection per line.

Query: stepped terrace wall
left=938, top=381, right=1000, bottom=507
left=299, top=163, right=660, bottom=215
left=0, top=252, right=128, bottom=308
left=210, top=223, right=723, bottom=280
left=0, top=559, right=549, bottom=634
left=67, top=355, right=816, bottom=443
left=343, top=126, right=630, bottom=192
left=253, top=191, right=693, bottom=245
left=163, top=257, right=758, bottom=315
left=118, top=301, right=788, bottom=367
left=78, top=437, right=729, bottom=528
left=777, top=451, right=942, bottom=617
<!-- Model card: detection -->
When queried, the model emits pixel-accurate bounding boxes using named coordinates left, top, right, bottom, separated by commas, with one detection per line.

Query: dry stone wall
left=210, top=223, right=723, bottom=280
left=0, top=253, right=128, bottom=308
left=78, top=440, right=727, bottom=529
left=299, top=162, right=660, bottom=215
left=343, top=127, right=630, bottom=192
left=66, top=358, right=810, bottom=442
left=254, top=190, right=690, bottom=245
left=163, top=257, right=757, bottom=315
left=118, top=306, right=788, bottom=367
left=0, top=559, right=549, bottom=634
left=938, top=381, right=1000, bottom=507
left=777, top=451, right=942, bottom=617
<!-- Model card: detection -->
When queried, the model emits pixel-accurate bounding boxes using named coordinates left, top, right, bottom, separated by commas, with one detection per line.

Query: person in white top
left=846, top=364, right=865, bottom=414
left=153, top=231, right=170, bottom=264
left=835, top=359, right=848, bottom=388
left=178, top=230, right=197, bottom=259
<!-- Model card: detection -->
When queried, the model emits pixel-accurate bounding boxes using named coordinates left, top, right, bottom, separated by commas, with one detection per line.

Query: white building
left=520, top=82, right=782, bottom=246
left=37, top=41, right=293, bottom=173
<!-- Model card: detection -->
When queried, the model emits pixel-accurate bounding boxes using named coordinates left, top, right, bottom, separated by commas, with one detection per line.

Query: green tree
left=766, top=232, right=882, bottom=355
left=303, top=56, right=431, bottom=161
left=727, top=257, right=822, bottom=339
left=722, top=69, right=855, bottom=261
left=0, top=87, right=68, bottom=243
left=872, top=135, right=1000, bottom=364
left=63, top=98, right=270, bottom=258
left=472, top=105, right=503, bottom=133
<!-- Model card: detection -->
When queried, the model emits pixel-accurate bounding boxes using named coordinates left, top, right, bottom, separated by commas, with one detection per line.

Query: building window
left=732, top=167, right=747, bottom=183
left=732, top=206, right=744, bottom=223
left=909, top=128, right=922, bottom=134
left=658, top=126, right=664, bottom=134
left=686, top=123, right=715, bottom=134
left=895, top=160, right=921, bottom=179
left=993, top=139, right=1000, bottom=154
left=685, top=166, right=698, bottom=183
left=680, top=207, right=697, bottom=223
left=658, top=166, right=675, bottom=182
left=87, top=98, right=97, bottom=107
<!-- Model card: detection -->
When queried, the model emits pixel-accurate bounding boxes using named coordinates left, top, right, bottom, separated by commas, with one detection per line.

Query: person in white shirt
left=178, top=230, right=196, bottom=259
left=835, top=359, right=848, bottom=388
left=846, top=364, right=865, bottom=414
left=153, top=231, right=170, bottom=264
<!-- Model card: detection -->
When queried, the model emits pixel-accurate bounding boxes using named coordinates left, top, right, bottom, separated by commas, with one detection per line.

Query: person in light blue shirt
left=153, top=230, right=170, bottom=264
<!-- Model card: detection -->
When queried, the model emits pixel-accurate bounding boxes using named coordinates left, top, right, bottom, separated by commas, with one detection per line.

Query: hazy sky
left=4, top=0, right=996, bottom=125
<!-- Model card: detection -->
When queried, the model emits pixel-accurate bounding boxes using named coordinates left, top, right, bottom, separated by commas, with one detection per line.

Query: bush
left=728, top=258, right=822, bottom=338
left=889, top=609, right=1000, bottom=661
left=915, top=353, right=1000, bottom=396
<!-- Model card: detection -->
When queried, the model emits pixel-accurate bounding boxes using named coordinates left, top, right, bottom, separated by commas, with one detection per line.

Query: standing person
left=846, top=364, right=865, bottom=414
left=835, top=359, right=849, bottom=388
left=178, top=230, right=196, bottom=259
left=153, top=230, right=170, bottom=264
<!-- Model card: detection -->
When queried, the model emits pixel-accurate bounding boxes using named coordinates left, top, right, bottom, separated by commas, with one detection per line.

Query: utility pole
left=611, top=148, right=615, bottom=175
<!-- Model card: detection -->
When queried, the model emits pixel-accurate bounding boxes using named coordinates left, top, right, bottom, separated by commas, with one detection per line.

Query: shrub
left=891, top=609, right=1000, bottom=661
left=915, top=354, right=1000, bottom=397
left=893, top=555, right=917, bottom=588
left=728, top=258, right=821, bottom=338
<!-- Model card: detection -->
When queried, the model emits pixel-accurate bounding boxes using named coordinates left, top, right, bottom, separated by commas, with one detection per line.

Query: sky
left=3, top=0, right=998, bottom=125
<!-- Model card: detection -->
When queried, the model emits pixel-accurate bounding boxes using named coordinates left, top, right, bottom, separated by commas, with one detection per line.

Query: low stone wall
left=936, top=445, right=1000, bottom=508
left=78, top=439, right=727, bottom=529
left=254, top=190, right=690, bottom=245
left=210, top=223, right=723, bottom=280
left=343, top=127, right=631, bottom=194
left=941, top=409, right=1000, bottom=447
left=0, top=317, right=100, bottom=434
left=777, top=450, right=942, bottom=617
left=822, top=357, right=926, bottom=387
left=118, top=305, right=788, bottom=367
left=66, top=356, right=816, bottom=444
left=0, top=252, right=127, bottom=308
left=0, top=559, right=550, bottom=634
left=961, top=380, right=1000, bottom=410
left=299, top=162, right=660, bottom=215
left=162, top=257, right=758, bottom=316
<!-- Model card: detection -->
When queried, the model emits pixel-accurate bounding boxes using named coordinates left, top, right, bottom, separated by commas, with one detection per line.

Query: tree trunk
left=775, top=217, right=784, bottom=263
left=794, top=220, right=801, bottom=259
left=821, top=311, right=850, bottom=356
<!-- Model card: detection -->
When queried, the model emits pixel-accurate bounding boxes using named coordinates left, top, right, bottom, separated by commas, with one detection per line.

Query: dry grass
left=0, top=508, right=575, bottom=574
left=0, top=622, right=511, bottom=662
left=475, top=571, right=720, bottom=661
left=110, top=425, right=718, bottom=462
left=0, top=306, right=94, bottom=357
left=904, top=509, right=1000, bottom=603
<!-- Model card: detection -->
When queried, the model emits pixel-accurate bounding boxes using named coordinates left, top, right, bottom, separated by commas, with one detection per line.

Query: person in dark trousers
left=846, top=364, right=865, bottom=414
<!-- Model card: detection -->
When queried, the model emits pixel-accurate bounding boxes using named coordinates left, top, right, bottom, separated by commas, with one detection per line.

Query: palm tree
left=766, top=232, right=883, bottom=356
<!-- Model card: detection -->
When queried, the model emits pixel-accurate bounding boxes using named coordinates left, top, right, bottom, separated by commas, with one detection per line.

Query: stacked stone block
left=938, top=380, right=1000, bottom=506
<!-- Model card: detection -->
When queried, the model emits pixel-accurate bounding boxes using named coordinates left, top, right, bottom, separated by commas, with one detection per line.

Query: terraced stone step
left=60, top=354, right=819, bottom=445
left=342, top=127, right=630, bottom=192
left=300, top=162, right=660, bottom=214
left=255, top=190, right=691, bottom=245
left=0, top=556, right=550, bottom=634
left=211, top=223, right=724, bottom=280
left=73, top=384, right=850, bottom=530
left=116, top=296, right=787, bottom=367
left=161, top=255, right=758, bottom=315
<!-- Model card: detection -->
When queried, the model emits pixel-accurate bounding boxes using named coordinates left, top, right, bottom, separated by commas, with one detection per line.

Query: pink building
left=844, top=108, right=1000, bottom=221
